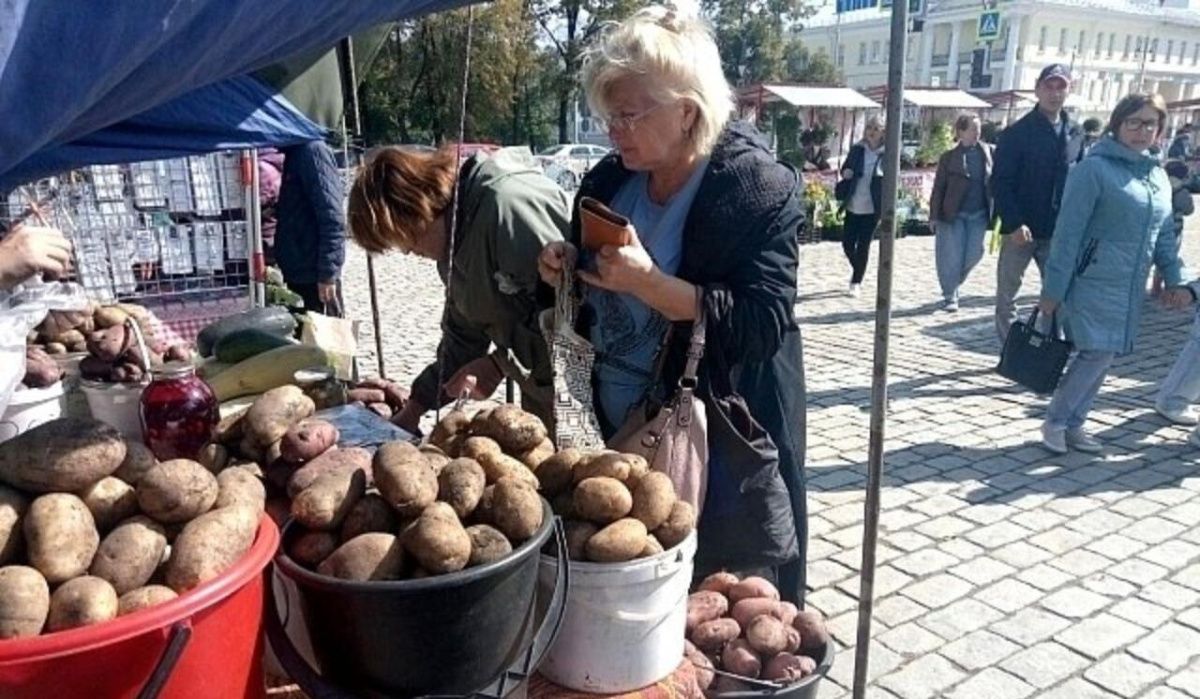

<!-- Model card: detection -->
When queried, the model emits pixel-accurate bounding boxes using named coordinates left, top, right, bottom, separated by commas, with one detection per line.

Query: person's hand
left=317, top=281, right=338, bottom=306
left=392, top=399, right=426, bottom=435
left=1038, top=298, right=1059, bottom=316
left=0, top=225, right=73, bottom=290
left=538, top=241, right=578, bottom=287
left=443, top=356, right=504, bottom=401
left=1162, top=287, right=1195, bottom=310
left=577, top=231, right=657, bottom=296
left=1012, top=226, right=1033, bottom=246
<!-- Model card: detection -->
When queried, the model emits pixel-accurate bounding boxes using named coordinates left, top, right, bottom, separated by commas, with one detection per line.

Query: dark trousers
left=289, top=282, right=344, bottom=317
left=842, top=212, right=879, bottom=284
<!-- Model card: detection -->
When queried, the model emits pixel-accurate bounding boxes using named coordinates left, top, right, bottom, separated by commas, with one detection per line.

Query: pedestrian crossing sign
left=978, top=10, right=1001, bottom=40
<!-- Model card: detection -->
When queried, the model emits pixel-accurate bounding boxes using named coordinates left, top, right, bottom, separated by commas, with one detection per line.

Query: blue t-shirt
left=585, top=162, right=708, bottom=431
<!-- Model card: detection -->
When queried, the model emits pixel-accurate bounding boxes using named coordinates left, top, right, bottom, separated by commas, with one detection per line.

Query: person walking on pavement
left=1154, top=160, right=1199, bottom=427
left=275, top=139, right=347, bottom=317
left=1072, top=118, right=1103, bottom=165
left=992, top=64, right=1079, bottom=343
left=837, top=116, right=884, bottom=298
left=930, top=113, right=993, bottom=312
left=1037, top=93, right=1187, bottom=455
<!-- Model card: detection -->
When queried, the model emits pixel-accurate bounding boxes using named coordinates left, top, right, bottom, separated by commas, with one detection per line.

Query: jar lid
left=152, top=361, right=196, bottom=380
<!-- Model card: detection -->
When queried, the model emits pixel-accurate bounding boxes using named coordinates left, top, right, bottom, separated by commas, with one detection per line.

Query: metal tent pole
left=851, top=0, right=909, bottom=694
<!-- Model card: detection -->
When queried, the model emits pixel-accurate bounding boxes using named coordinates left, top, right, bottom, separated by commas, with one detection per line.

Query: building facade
left=804, top=0, right=1200, bottom=119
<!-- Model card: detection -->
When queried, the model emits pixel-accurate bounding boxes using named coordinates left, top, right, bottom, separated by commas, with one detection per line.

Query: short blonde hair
left=581, top=6, right=733, bottom=156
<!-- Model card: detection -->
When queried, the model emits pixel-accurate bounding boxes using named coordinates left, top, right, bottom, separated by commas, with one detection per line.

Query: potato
left=792, top=609, right=831, bottom=652
left=292, top=467, right=366, bottom=531
left=0, top=566, right=50, bottom=638
left=731, top=598, right=784, bottom=629
left=721, top=639, right=762, bottom=679
left=491, top=478, right=544, bottom=542
left=374, top=442, right=438, bottom=518
left=585, top=518, right=647, bottom=563
left=118, top=585, right=178, bottom=616
left=89, top=516, right=168, bottom=594
left=729, top=576, right=780, bottom=604
left=192, top=444, right=228, bottom=475
left=243, top=386, right=315, bottom=448
left=44, top=342, right=67, bottom=355
left=93, top=305, right=129, bottom=329
left=468, top=408, right=495, bottom=436
left=779, top=602, right=799, bottom=627
left=165, top=505, right=258, bottom=592
left=698, top=571, right=740, bottom=597
left=0, top=484, right=28, bottom=565
left=692, top=618, right=742, bottom=652
left=280, top=419, right=339, bottom=465
left=473, top=485, right=497, bottom=525
left=640, top=534, right=664, bottom=558
left=340, top=494, right=399, bottom=543
left=763, top=653, right=816, bottom=683
left=87, top=325, right=131, bottom=362
left=288, top=530, right=339, bottom=568
left=79, top=476, right=139, bottom=532
left=137, top=459, right=219, bottom=524
left=561, top=520, right=593, bottom=561
left=215, top=466, right=266, bottom=511
left=477, top=405, right=547, bottom=453
left=287, top=447, right=372, bottom=499
left=23, top=346, right=62, bottom=388
left=685, top=640, right=715, bottom=690
left=346, top=387, right=386, bottom=405
left=687, top=591, right=729, bottom=633
left=0, top=417, right=126, bottom=493
left=652, top=500, right=696, bottom=550
left=47, top=576, right=118, bottom=632
left=573, top=477, right=632, bottom=524
left=25, top=493, right=100, bottom=584
left=438, top=458, right=487, bottom=519
left=214, top=410, right=246, bottom=446
left=572, top=452, right=632, bottom=484
left=476, top=451, right=538, bottom=488
left=423, top=451, right=451, bottom=476
left=459, top=436, right=499, bottom=460
left=466, top=524, right=513, bottom=566
left=318, top=533, right=405, bottom=581
left=629, top=471, right=676, bottom=531
left=622, top=454, right=650, bottom=487
left=519, top=438, right=555, bottom=471
left=783, top=625, right=802, bottom=654
left=745, top=615, right=790, bottom=656
left=430, top=410, right=471, bottom=449
left=403, top=502, right=471, bottom=574
left=536, top=448, right=582, bottom=496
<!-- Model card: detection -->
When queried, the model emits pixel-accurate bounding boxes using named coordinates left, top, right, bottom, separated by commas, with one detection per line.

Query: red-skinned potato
left=730, top=598, right=784, bottom=629
left=697, top=571, right=740, bottom=597
left=792, top=609, right=831, bottom=652
left=762, top=653, right=816, bottom=683
left=721, top=638, right=762, bottom=678
left=684, top=641, right=715, bottom=690
left=686, top=590, right=728, bottom=633
left=691, top=618, right=741, bottom=652
left=728, top=576, right=780, bottom=604
left=745, top=614, right=790, bottom=656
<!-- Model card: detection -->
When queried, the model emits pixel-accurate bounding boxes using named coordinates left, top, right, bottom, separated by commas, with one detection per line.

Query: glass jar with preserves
left=139, top=361, right=218, bottom=461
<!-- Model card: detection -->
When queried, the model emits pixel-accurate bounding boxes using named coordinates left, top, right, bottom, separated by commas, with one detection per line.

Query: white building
left=803, top=0, right=1200, bottom=120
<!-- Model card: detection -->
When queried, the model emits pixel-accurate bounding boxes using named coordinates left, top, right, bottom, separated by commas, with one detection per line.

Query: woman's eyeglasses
left=1122, top=118, right=1159, bottom=133
left=603, top=103, right=667, bottom=133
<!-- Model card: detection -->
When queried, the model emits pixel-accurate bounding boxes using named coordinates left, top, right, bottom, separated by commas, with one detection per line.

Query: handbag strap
left=679, top=288, right=707, bottom=389
left=555, top=257, right=578, bottom=330
left=1027, top=307, right=1059, bottom=337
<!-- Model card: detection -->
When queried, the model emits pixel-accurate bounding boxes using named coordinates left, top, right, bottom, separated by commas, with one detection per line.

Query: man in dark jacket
left=1168, top=126, right=1193, bottom=160
left=992, top=64, right=1078, bottom=343
left=275, top=139, right=347, bottom=316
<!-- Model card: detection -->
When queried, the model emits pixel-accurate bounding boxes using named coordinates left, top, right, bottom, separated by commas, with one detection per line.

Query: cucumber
left=197, top=306, right=296, bottom=357
left=213, top=328, right=298, bottom=364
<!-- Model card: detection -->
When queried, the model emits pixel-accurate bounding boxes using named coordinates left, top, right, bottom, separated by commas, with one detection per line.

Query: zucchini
left=213, top=328, right=298, bottom=364
left=197, top=307, right=296, bottom=357
left=206, top=344, right=333, bottom=401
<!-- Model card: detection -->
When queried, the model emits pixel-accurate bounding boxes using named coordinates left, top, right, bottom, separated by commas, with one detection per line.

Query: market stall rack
left=737, top=84, right=882, bottom=170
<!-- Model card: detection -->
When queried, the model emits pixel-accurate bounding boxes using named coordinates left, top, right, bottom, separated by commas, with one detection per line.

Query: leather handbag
left=579, top=196, right=633, bottom=251
left=997, top=308, right=1072, bottom=395
left=539, top=260, right=606, bottom=450
left=610, top=292, right=709, bottom=512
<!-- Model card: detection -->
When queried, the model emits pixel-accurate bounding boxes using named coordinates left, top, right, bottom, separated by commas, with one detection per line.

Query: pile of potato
left=683, top=574, right=830, bottom=692
left=282, top=404, right=552, bottom=581
left=345, top=377, right=410, bottom=420
left=0, top=417, right=265, bottom=639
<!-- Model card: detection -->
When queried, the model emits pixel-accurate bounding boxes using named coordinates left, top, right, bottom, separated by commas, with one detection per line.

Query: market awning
left=901, top=89, right=991, bottom=109
left=740, top=84, right=881, bottom=109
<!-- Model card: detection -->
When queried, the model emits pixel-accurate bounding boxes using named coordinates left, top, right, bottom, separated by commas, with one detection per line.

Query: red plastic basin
left=0, top=516, right=279, bottom=699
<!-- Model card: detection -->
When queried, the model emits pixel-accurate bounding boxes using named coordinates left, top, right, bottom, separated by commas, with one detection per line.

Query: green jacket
left=410, top=148, right=569, bottom=422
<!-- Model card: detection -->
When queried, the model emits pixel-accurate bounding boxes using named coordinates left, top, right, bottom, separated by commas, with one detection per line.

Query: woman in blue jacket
left=1038, top=94, right=1189, bottom=454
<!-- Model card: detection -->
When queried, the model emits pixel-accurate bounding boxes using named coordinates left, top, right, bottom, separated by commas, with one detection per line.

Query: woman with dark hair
left=1037, top=93, right=1189, bottom=454
left=347, top=145, right=569, bottom=432
left=930, top=113, right=993, bottom=311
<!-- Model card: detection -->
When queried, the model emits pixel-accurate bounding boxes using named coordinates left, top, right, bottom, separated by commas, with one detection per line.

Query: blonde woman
left=929, top=113, right=993, bottom=311
left=836, top=116, right=885, bottom=297
left=536, top=7, right=808, bottom=602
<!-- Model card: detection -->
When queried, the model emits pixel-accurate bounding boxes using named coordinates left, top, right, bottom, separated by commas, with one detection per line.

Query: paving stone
left=1044, top=497, right=1104, bottom=517
left=1083, top=652, right=1169, bottom=697
left=1062, top=508, right=1135, bottom=537
left=937, top=538, right=985, bottom=561
left=1029, top=527, right=1095, bottom=555
left=1139, top=541, right=1200, bottom=569
left=1009, top=509, right=1067, bottom=531
left=825, top=641, right=902, bottom=687
left=1121, top=517, right=1188, bottom=545
left=975, top=578, right=1045, bottom=613
left=913, top=515, right=974, bottom=540
left=1140, top=688, right=1191, bottom=699
left=837, top=565, right=912, bottom=599
left=937, top=629, right=1021, bottom=670
left=1139, top=580, right=1199, bottom=611
left=807, top=588, right=859, bottom=617
left=808, top=559, right=859, bottom=589
left=1179, top=608, right=1200, bottom=632
left=1107, top=559, right=1170, bottom=586
left=1086, top=534, right=1149, bottom=560
left=948, top=556, right=1016, bottom=586
left=957, top=503, right=1018, bottom=525
left=907, top=494, right=966, bottom=518
left=1016, top=564, right=1076, bottom=592
left=871, top=595, right=928, bottom=627
left=1036, top=678, right=1120, bottom=699
left=1055, top=614, right=1147, bottom=660
left=1078, top=573, right=1138, bottom=600
left=1173, top=564, right=1200, bottom=591
left=1166, top=668, right=1200, bottom=697
left=875, top=653, right=965, bottom=699
left=965, top=521, right=1033, bottom=548
left=889, top=548, right=959, bottom=577
left=1127, top=623, right=1200, bottom=671
left=899, top=573, right=973, bottom=609
left=1050, top=549, right=1113, bottom=577
left=1109, top=597, right=1175, bottom=629
left=885, top=531, right=935, bottom=553
left=826, top=611, right=863, bottom=647
left=991, top=607, right=1073, bottom=646
left=1109, top=498, right=1168, bottom=520
left=1039, top=586, right=1112, bottom=618
left=1001, top=641, right=1091, bottom=689
left=876, top=622, right=945, bottom=657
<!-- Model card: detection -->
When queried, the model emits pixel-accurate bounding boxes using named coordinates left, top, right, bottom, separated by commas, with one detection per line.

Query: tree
left=700, top=0, right=819, bottom=86
left=783, top=40, right=841, bottom=85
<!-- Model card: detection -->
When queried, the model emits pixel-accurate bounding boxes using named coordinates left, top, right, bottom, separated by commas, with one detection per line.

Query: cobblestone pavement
left=343, top=213, right=1200, bottom=698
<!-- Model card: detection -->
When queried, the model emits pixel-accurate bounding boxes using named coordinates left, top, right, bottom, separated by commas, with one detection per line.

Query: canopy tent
left=741, top=84, right=881, bottom=110
left=0, top=0, right=475, bottom=189
left=860, top=86, right=990, bottom=110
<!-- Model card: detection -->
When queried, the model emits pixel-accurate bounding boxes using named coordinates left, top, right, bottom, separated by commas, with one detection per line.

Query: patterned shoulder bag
left=539, top=260, right=606, bottom=450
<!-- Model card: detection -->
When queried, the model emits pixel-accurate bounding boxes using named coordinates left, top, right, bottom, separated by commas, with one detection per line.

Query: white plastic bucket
left=0, top=382, right=65, bottom=443
left=536, top=530, right=697, bottom=693
left=80, top=379, right=146, bottom=440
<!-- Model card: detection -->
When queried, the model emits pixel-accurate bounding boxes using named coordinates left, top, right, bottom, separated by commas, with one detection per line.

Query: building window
left=1180, top=41, right=1187, bottom=64
left=1078, top=30, right=1086, bottom=56
left=1167, top=40, right=1174, bottom=64
left=1059, top=28, right=1069, bottom=55
left=1124, top=34, right=1132, bottom=59
left=1095, top=32, right=1104, bottom=58
left=1037, top=26, right=1047, bottom=53
left=871, top=40, right=880, bottom=64
left=1194, top=42, right=1200, bottom=65
left=837, top=43, right=845, bottom=68
left=1108, top=34, right=1116, bottom=58
left=858, top=42, right=866, bottom=66
left=884, top=39, right=890, bottom=60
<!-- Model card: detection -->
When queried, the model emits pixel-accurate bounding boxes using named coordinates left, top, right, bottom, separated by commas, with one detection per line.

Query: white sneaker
left=1066, top=428, right=1103, bottom=454
left=849, top=283, right=862, bottom=298
left=1042, top=425, right=1068, bottom=454
left=1155, top=404, right=1200, bottom=426
left=943, top=298, right=959, bottom=312
left=1189, top=428, right=1200, bottom=449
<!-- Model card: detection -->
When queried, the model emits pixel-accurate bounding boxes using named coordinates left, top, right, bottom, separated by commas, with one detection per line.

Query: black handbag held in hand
left=997, top=308, right=1072, bottom=395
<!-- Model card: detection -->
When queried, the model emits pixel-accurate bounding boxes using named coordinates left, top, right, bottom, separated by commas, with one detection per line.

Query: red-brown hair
left=348, top=146, right=458, bottom=254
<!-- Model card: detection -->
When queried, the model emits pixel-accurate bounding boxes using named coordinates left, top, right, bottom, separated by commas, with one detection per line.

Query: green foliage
left=783, top=41, right=841, bottom=85
left=915, top=119, right=954, bottom=167
left=700, top=0, right=819, bottom=85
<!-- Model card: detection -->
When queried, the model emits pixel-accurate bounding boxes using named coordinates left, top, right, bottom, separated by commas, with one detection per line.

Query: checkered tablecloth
left=142, top=296, right=251, bottom=350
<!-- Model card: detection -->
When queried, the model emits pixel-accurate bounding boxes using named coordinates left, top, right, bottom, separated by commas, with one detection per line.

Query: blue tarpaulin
left=0, top=0, right=477, bottom=189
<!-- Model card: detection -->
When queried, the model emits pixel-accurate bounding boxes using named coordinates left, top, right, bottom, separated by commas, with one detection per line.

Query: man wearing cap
left=992, top=63, right=1080, bottom=344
